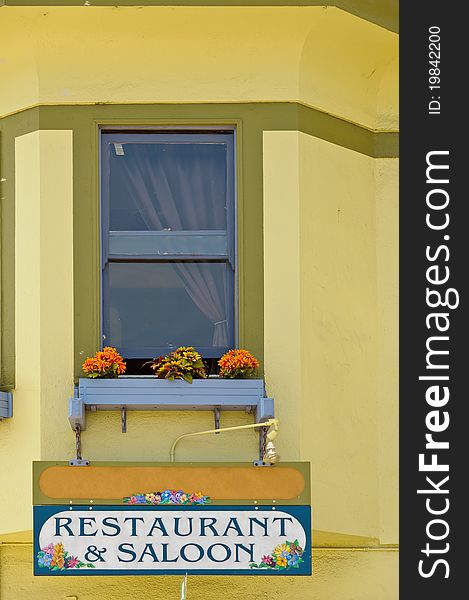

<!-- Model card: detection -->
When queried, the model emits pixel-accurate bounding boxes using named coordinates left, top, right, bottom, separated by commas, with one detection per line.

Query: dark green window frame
left=100, top=129, right=237, bottom=360
left=0, top=101, right=398, bottom=385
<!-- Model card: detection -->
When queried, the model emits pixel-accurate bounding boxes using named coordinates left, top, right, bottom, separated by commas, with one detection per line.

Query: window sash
left=101, top=131, right=235, bottom=263
left=100, top=130, right=237, bottom=358
left=101, top=260, right=235, bottom=359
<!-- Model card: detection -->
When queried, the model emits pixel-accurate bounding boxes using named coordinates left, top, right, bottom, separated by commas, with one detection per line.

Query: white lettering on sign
left=37, top=509, right=307, bottom=571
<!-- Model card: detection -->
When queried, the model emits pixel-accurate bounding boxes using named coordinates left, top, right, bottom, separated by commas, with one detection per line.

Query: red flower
left=66, top=556, right=79, bottom=569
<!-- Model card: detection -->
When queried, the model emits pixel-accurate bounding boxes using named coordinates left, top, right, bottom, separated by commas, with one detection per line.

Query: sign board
left=33, top=462, right=312, bottom=576
left=34, top=505, right=311, bottom=575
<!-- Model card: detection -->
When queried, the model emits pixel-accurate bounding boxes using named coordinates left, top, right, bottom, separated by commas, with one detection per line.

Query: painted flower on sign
left=123, top=489, right=211, bottom=506
left=37, top=543, right=96, bottom=571
left=249, top=539, right=304, bottom=571
left=66, top=556, right=80, bottom=568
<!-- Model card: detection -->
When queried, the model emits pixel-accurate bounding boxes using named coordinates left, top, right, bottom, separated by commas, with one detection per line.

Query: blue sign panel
left=34, top=505, right=311, bottom=576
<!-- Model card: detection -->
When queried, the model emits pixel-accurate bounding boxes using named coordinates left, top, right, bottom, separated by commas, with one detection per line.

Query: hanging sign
left=33, top=462, right=312, bottom=576
left=34, top=505, right=311, bottom=576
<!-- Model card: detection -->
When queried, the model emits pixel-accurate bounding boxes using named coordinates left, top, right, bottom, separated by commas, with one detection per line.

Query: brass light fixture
left=262, top=420, right=279, bottom=464
left=169, top=418, right=279, bottom=463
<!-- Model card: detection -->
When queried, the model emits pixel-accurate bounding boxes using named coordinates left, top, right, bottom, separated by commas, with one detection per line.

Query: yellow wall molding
left=0, top=1, right=399, bottom=33
left=0, top=6, right=398, bottom=130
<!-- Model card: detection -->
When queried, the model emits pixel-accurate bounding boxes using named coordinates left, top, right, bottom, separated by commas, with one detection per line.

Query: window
left=100, top=130, right=236, bottom=362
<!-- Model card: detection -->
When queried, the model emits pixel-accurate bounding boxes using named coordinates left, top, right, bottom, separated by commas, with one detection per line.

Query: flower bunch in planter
left=81, top=346, right=260, bottom=381
left=218, top=349, right=260, bottom=379
left=148, top=347, right=260, bottom=382
left=149, top=346, right=207, bottom=383
left=82, top=346, right=126, bottom=378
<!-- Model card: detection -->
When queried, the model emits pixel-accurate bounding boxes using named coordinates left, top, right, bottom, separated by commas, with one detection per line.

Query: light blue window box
left=69, top=377, right=274, bottom=431
left=0, top=390, right=13, bottom=420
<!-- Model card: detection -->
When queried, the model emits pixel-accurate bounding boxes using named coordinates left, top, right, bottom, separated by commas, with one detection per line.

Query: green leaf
left=182, top=373, right=193, bottom=384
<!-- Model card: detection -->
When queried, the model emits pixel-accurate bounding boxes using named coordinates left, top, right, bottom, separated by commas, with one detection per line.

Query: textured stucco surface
left=0, top=6, right=398, bottom=130
left=0, top=5, right=398, bottom=598
left=263, top=131, right=398, bottom=541
left=0, top=127, right=399, bottom=598
left=0, top=544, right=398, bottom=600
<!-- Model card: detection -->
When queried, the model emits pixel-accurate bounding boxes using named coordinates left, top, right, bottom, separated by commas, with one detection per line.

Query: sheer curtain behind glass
left=104, top=135, right=235, bottom=357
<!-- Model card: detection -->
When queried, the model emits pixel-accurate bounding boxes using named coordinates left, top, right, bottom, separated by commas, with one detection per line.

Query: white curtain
left=118, top=143, right=229, bottom=347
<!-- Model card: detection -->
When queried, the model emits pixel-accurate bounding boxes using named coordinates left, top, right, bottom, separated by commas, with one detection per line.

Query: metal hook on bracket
left=214, top=406, right=220, bottom=433
left=259, top=426, right=267, bottom=461
left=122, top=406, right=127, bottom=433
left=69, top=425, right=90, bottom=466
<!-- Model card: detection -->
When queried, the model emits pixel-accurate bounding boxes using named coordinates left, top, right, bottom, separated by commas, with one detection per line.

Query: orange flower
left=51, top=554, right=64, bottom=569
left=82, top=347, right=126, bottom=378
left=51, top=543, right=65, bottom=569
left=218, top=349, right=260, bottom=379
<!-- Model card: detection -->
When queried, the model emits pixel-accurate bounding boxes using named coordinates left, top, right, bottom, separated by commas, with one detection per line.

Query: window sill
left=68, top=377, right=274, bottom=431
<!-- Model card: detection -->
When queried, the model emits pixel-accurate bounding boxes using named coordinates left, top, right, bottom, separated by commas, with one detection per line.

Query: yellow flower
left=273, top=543, right=289, bottom=556
left=276, top=556, right=288, bottom=567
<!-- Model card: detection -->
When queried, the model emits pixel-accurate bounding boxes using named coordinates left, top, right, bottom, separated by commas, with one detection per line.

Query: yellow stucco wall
left=0, top=6, right=398, bottom=131
left=0, top=130, right=74, bottom=535
left=0, top=543, right=398, bottom=600
left=375, top=158, right=399, bottom=545
left=0, top=4, right=398, bottom=598
left=0, top=130, right=398, bottom=596
left=263, top=131, right=398, bottom=545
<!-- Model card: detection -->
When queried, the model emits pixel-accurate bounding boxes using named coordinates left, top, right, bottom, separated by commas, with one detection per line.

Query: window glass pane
left=107, top=141, right=228, bottom=232
left=104, top=262, right=233, bottom=358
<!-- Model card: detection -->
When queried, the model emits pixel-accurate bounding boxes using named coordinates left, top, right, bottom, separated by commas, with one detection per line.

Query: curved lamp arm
left=169, top=418, right=279, bottom=462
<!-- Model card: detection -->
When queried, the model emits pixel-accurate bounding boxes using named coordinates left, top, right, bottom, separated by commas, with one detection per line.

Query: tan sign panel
left=34, top=462, right=310, bottom=506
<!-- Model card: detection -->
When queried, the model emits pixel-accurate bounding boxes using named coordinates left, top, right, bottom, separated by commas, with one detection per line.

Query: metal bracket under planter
left=0, top=391, right=13, bottom=420
left=68, top=377, right=275, bottom=432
